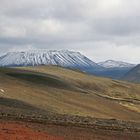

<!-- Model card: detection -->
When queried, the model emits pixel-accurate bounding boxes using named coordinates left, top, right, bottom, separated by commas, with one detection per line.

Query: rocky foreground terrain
left=0, top=66, right=140, bottom=139
left=0, top=112, right=140, bottom=140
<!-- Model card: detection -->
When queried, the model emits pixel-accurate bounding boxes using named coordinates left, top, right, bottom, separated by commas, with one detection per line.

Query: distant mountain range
left=121, top=64, right=140, bottom=83
left=0, top=50, right=137, bottom=79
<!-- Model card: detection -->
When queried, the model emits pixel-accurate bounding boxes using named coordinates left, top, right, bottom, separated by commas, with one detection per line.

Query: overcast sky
left=0, top=0, right=140, bottom=64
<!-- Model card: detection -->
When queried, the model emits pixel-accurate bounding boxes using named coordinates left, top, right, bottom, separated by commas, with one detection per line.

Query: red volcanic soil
left=0, top=120, right=140, bottom=140
left=0, top=121, right=64, bottom=140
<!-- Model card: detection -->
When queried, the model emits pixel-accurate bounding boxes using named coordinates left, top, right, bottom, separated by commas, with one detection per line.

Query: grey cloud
left=0, top=0, right=140, bottom=63
left=92, top=17, right=140, bottom=36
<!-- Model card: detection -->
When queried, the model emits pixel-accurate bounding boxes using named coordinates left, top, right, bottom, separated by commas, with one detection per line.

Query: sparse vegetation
left=0, top=66, right=140, bottom=121
left=0, top=65, right=140, bottom=139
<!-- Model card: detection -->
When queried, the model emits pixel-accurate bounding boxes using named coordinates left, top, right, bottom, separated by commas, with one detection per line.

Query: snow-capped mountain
left=98, top=60, right=136, bottom=68
left=0, top=50, right=136, bottom=79
left=0, top=50, right=102, bottom=70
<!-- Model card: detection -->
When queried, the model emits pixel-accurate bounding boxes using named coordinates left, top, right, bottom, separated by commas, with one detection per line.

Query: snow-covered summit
left=98, top=60, right=136, bottom=68
left=0, top=50, right=101, bottom=69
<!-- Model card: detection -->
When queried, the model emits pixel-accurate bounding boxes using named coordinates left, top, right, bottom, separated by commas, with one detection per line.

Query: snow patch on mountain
left=98, top=60, right=136, bottom=68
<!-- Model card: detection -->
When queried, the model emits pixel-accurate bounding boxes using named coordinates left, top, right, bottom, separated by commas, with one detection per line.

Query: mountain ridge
left=121, top=64, right=140, bottom=83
